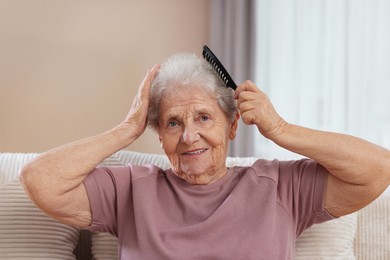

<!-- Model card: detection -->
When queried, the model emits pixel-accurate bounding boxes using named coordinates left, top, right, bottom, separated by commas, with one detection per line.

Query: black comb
left=202, top=45, right=237, bottom=90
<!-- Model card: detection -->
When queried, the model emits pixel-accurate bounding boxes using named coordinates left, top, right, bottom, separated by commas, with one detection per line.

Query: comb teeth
left=202, top=45, right=237, bottom=90
left=204, top=53, right=229, bottom=85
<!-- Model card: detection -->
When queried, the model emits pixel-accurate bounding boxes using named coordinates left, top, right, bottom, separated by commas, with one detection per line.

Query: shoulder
left=238, top=158, right=289, bottom=181
left=237, top=158, right=328, bottom=185
left=87, top=163, right=167, bottom=187
left=129, top=163, right=167, bottom=183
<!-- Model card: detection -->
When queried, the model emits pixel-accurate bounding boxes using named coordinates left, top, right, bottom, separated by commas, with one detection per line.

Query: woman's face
left=158, top=86, right=238, bottom=185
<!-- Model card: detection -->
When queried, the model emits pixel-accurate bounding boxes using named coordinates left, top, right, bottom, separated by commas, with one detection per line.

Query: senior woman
left=21, top=53, right=390, bottom=259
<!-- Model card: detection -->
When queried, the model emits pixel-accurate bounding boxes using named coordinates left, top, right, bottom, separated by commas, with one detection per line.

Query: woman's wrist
left=109, top=122, right=144, bottom=150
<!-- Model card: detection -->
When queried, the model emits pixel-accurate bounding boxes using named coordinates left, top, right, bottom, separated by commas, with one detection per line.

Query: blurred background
left=1, top=0, right=389, bottom=159
left=0, top=0, right=209, bottom=154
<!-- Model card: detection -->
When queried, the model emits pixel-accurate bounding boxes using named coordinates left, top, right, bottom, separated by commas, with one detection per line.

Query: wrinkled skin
left=158, top=87, right=239, bottom=185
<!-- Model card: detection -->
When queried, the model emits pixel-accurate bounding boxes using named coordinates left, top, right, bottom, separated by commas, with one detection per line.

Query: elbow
left=19, top=162, right=36, bottom=196
left=374, top=153, right=390, bottom=194
left=20, top=162, right=33, bottom=184
left=19, top=161, right=59, bottom=216
left=385, top=156, right=390, bottom=187
left=363, top=167, right=390, bottom=200
left=376, top=147, right=390, bottom=189
left=19, top=161, right=45, bottom=201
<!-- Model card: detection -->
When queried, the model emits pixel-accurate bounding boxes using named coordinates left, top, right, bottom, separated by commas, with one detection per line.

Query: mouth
left=182, top=148, right=208, bottom=156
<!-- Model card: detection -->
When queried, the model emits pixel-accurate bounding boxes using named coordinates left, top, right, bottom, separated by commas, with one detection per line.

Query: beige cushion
left=91, top=233, right=119, bottom=260
left=295, top=213, right=357, bottom=259
left=117, top=150, right=170, bottom=168
left=0, top=180, right=80, bottom=259
left=0, top=153, right=39, bottom=186
left=354, top=194, right=390, bottom=260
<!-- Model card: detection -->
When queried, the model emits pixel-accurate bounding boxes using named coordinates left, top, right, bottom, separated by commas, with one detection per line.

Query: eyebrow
left=163, top=106, right=214, bottom=121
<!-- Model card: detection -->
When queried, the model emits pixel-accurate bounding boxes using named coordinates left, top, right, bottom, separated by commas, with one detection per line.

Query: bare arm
left=235, top=81, right=390, bottom=217
left=20, top=64, right=160, bottom=228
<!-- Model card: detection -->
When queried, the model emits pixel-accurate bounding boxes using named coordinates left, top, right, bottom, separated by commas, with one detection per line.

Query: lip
left=181, top=148, right=208, bottom=156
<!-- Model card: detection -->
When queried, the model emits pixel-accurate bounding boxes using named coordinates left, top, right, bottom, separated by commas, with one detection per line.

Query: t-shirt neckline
left=165, top=167, right=236, bottom=191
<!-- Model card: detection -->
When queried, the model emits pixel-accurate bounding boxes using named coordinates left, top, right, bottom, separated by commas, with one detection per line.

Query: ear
left=229, top=112, right=240, bottom=140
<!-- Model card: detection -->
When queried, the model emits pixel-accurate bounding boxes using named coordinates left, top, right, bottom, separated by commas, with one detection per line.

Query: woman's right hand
left=119, top=64, right=160, bottom=140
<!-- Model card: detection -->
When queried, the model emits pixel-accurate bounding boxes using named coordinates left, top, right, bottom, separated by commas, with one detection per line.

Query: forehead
left=159, top=87, right=221, bottom=117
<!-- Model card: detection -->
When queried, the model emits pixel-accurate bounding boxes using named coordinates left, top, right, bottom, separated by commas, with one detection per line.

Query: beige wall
left=0, top=0, right=209, bottom=154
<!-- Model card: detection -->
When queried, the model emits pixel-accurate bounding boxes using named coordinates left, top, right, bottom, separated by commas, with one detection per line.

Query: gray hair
left=147, top=53, right=237, bottom=131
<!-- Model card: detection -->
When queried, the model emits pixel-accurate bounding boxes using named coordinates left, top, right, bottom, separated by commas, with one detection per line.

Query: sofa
left=0, top=151, right=389, bottom=259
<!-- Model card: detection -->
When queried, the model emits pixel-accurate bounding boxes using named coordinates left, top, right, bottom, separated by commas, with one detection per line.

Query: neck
left=175, top=168, right=228, bottom=185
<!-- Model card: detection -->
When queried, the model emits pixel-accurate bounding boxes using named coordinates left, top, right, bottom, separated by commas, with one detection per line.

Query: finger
left=234, top=80, right=259, bottom=99
left=237, top=91, right=259, bottom=103
left=138, top=64, right=161, bottom=99
left=238, top=100, right=258, bottom=114
left=240, top=110, right=257, bottom=125
left=149, top=63, right=161, bottom=80
left=141, top=64, right=160, bottom=91
left=236, top=91, right=262, bottom=114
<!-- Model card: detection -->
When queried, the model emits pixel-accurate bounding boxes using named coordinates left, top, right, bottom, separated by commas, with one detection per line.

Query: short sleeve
left=277, top=159, right=335, bottom=236
left=83, top=165, right=131, bottom=236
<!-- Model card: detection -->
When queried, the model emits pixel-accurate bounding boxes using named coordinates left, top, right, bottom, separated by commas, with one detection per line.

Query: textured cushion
left=91, top=233, right=119, bottom=260
left=295, top=213, right=357, bottom=259
left=354, top=195, right=390, bottom=260
left=0, top=180, right=80, bottom=259
left=0, top=153, right=39, bottom=186
left=117, top=150, right=170, bottom=168
left=6, top=150, right=380, bottom=259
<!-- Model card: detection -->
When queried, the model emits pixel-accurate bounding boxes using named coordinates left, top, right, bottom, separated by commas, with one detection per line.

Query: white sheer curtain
left=254, top=0, right=390, bottom=159
left=209, top=0, right=256, bottom=157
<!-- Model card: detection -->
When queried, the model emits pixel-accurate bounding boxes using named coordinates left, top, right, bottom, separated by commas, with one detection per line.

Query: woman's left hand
left=234, top=80, right=287, bottom=140
left=235, top=81, right=390, bottom=218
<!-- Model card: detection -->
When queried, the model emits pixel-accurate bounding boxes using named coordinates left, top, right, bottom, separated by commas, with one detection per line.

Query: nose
left=181, top=124, right=200, bottom=145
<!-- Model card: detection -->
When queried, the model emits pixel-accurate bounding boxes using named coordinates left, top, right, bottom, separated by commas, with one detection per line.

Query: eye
left=200, top=115, right=210, bottom=121
left=167, top=120, right=178, bottom=128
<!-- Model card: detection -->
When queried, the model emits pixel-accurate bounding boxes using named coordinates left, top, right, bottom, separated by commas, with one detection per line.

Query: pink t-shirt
left=83, top=159, right=334, bottom=259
